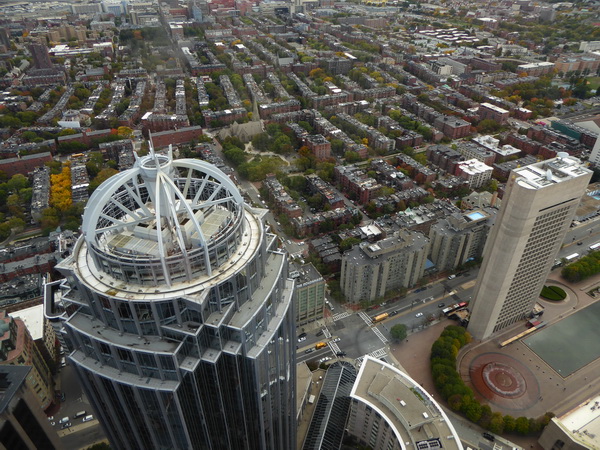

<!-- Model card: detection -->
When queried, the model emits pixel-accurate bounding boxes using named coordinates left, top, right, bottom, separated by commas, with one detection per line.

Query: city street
left=296, top=272, right=478, bottom=365
left=51, top=365, right=106, bottom=449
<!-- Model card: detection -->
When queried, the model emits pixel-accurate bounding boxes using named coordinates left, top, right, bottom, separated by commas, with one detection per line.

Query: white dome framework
left=44, top=142, right=297, bottom=450
left=82, top=146, right=245, bottom=287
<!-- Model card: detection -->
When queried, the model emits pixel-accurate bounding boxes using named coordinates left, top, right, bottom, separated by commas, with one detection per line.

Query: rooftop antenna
left=148, top=131, right=156, bottom=159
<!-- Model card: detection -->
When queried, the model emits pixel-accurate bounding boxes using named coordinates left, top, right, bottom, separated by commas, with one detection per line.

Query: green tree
left=0, top=222, right=11, bottom=241
left=21, top=130, right=38, bottom=142
left=344, top=151, right=362, bottom=163
left=503, top=415, right=516, bottom=433
left=390, top=324, right=407, bottom=342
left=270, top=135, right=292, bottom=154
left=339, top=237, right=361, bottom=252
left=515, top=416, right=530, bottom=435
left=251, top=133, right=270, bottom=152
left=40, top=207, right=61, bottom=233
left=8, top=217, right=25, bottom=232
left=224, top=147, right=247, bottom=166
left=89, top=168, right=118, bottom=193
left=478, top=404, right=493, bottom=429
left=462, top=398, right=482, bottom=423
left=477, top=119, right=502, bottom=134
left=330, top=139, right=344, bottom=154
left=7, top=174, right=29, bottom=193
left=58, top=128, right=77, bottom=137
left=6, top=194, right=24, bottom=218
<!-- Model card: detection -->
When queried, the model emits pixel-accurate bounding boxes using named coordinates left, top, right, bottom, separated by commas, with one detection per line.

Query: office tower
left=27, top=44, right=52, bottom=70
left=468, top=154, right=592, bottom=340
left=0, top=366, right=62, bottom=450
left=44, top=148, right=296, bottom=449
left=0, top=27, right=10, bottom=50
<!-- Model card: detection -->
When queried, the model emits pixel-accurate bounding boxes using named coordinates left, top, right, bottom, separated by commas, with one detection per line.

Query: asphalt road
left=296, top=216, right=600, bottom=365
left=53, top=364, right=106, bottom=449
left=296, top=273, right=479, bottom=365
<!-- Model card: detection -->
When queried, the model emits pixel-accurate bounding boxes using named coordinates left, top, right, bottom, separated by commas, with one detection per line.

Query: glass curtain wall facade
left=44, top=148, right=296, bottom=450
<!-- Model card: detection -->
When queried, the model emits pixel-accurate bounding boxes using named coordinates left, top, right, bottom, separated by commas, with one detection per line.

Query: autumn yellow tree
left=50, top=164, right=72, bottom=212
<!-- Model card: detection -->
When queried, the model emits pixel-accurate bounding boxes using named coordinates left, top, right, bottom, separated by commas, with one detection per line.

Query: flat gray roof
left=350, top=356, right=462, bottom=449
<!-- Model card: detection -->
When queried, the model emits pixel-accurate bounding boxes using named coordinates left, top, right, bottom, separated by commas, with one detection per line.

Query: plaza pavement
left=389, top=269, right=600, bottom=449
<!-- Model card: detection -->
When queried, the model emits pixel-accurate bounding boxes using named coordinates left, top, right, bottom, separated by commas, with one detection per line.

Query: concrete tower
left=44, top=146, right=296, bottom=449
left=468, top=154, right=591, bottom=340
left=28, top=44, right=52, bottom=70
left=589, top=135, right=600, bottom=166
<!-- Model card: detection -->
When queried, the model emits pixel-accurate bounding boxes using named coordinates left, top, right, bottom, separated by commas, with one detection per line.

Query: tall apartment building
left=0, top=366, right=62, bottom=450
left=589, top=135, right=600, bottom=166
left=468, top=154, right=592, bottom=340
left=340, top=230, right=429, bottom=303
left=290, top=263, right=325, bottom=325
left=44, top=148, right=296, bottom=449
left=428, top=209, right=494, bottom=273
left=28, top=44, right=52, bottom=70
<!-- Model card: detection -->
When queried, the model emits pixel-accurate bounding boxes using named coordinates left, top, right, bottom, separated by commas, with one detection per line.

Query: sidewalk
left=390, top=320, right=542, bottom=449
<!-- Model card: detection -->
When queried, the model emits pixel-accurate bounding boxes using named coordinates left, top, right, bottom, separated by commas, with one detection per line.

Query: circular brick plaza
left=469, top=352, right=541, bottom=411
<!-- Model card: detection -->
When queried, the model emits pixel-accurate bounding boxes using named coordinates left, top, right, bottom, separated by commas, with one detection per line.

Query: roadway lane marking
left=355, top=348, right=387, bottom=367
left=358, top=311, right=373, bottom=326
left=332, top=311, right=351, bottom=321
left=460, top=280, right=476, bottom=290
left=370, top=348, right=387, bottom=358
left=328, top=341, right=341, bottom=354
left=372, top=326, right=389, bottom=344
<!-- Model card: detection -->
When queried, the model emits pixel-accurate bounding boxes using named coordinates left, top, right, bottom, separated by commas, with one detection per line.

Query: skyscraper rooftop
left=45, top=145, right=297, bottom=449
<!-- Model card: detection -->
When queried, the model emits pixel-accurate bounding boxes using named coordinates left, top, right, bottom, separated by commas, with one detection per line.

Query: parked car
left=336, top=352, right=346, bottom=357
left=415, top=312, right=424, bottom=318
left=448, top=274, right=456, bottom=280
left=61, top=422, right=71, bottom=430
left=438, top=303, right=446, bottom=308
left=83, top=415, right=94, bottom=422
left=59, top=417, right=69, bottom=424
left=482, top=432, right=495, bottom=441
